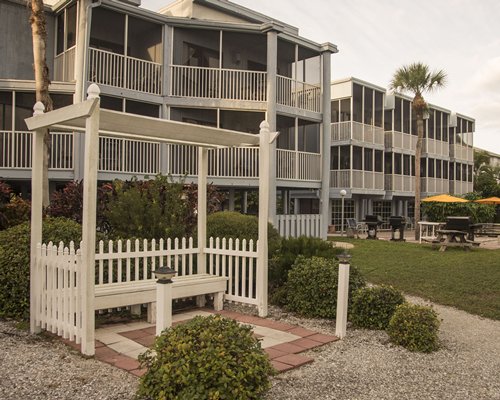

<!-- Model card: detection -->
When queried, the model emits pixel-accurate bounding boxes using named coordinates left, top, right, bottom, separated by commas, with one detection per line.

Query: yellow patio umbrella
left=421, top=194, right=469, bottom=203
left=475, top=196, right=500, bottom=205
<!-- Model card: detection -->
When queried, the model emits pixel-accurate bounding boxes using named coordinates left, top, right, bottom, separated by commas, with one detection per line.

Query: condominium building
left=0, top=0, right=475, bottom=235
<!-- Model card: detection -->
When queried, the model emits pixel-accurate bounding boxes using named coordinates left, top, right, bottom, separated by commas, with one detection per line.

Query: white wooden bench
left=94, top=274, right=228, bottom=323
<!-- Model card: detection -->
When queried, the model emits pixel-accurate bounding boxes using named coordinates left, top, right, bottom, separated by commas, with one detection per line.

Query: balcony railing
left=88, top=48, right=162, bottom=95
left=276, top=75, right=321, bottom=113
left=385, top=174, right=414, bottom=192
left=330, top=170, right=350, bottom=188
left=170, top=65, right=266, bottom=102
left=0, top=131, right=73, bottom=170
left=450, top=180, right=473, bottom=195
left=330, top=170, right=383, bottom=189
left=54, top=46, right=76, bottom=82
left=421, top=177, right=449, bottom=194
left=276, top=149, right=321, bottom=181
left=450, top=144, right=473, bottom=161
left=332, top=122, right=384, bottom=145
left=424, top=139, right=449, bottom=157
left=384, top=131, right=417, bottom=151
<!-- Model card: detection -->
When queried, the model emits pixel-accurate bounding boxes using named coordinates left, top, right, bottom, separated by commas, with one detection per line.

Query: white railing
left=0, top=130, right=32, bottom=169
left=51, top=132, right=74, bottom=170
left=54, top=46, right=76, bottom=82
left=276, top=149, right=321, bottom=181
left=387, top=174, right=414, bottom=192
left=331, top=122, right=351, bottom=141
left=206, top=237, right=258, bottom=305
left=220, top=69, right=267, bottom=101
left=451, top=144, right=473, bottom=162
left=277, top=214, right=322, bottom=238
left=170, top=65, right=267, bottom=101
left=88, top=48, right=162, bottom=95
left=351, top=122, right=385, bottom=145
left=423, top=178, right=449, bottom=194
left=352, top=170, right=363, bottom=188
left=34, top=241, right=82, bottom=343
left=99, top=136, right=160, bottom=175
left=276, top=75, right=321, bottom=113
left=385, top=131, right=417, bottom=151
left=209, top=147, right=259, bottom=178
left=330, top=170, right=350, bottom=187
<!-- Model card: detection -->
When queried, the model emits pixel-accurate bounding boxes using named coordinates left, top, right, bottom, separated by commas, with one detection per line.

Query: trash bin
left=389, top=216, right=406, bottom=241
left=363, top=215, right=383, bottom=239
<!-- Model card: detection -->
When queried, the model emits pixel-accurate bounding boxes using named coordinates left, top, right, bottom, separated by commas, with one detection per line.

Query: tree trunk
left=29, top=0, right=53, bottom=207
left=414, top=101, right=425, bottom=241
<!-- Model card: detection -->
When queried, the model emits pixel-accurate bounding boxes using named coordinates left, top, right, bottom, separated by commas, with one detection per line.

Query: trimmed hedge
left=387, top=303, right=440, bottom=352
left=0, top=218, right=82, bottom=319
left=137, top=314, right=273, bottom=399
left=285, top=256, right=366, bottom=319
left=350, top=285, right=405, bottom=330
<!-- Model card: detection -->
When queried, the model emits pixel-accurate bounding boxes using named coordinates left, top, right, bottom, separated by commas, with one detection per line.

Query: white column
left=156, top=282, right=173, bottom=336
left=228, top=188, right=235, bottom=211
left=80, top=84, right=100, bottom=356
left=197, top=147, right=208, bottom=275
left=257, top=121, right=271, bottom=317
left=242, top=190, right=248, bottom=214
left=30, top=102, right=45, bottom=334
left=74, top=0, right=91, bottom=103
left=335, top=255, right=351, bottom=339
left=265, top=29, right=278, bottom=227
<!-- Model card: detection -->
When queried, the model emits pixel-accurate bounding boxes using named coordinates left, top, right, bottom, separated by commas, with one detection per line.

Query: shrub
left=350, top=285, right=405, bottom=330
left=0, top=217, right=82, bottom=319
left=387, top=303, right=440, bottom=352
left=206, top=211, right=281, bottom=255
left=137, top=315, right=273, bottom=400
left=269, top=236, right=342, bottom=289
left=285, top=256, right=365, bottom=319
left=3, top=195, right=31, bottom=227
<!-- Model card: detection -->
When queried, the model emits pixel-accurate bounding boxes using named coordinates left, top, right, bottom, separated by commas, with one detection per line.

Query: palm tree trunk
left=29, top=0, right=53, bottom=207
left=414, top=109, right=424, bottom=240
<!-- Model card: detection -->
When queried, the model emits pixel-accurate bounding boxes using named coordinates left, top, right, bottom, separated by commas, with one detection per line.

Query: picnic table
left=433, top=229, right=480, bottom=251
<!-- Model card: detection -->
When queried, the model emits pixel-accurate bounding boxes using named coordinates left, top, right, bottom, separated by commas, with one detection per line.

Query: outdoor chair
left=346, top=218, right=366, bottom=238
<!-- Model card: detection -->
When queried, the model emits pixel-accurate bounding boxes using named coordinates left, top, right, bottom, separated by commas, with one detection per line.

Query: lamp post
left=340, top=189, right=347, bottom=236
left=153, top=266, right=176, bottom=336
left=336, top=251, right=351, bottom=339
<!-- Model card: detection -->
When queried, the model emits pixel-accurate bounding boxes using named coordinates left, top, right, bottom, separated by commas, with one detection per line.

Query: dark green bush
left=0, top=217, right=82, bottom=320
left=350, top=285, right=405, bottom=329
left=137, top=314, right=273, bottom=400
left=387, top=303, right=440, bottom=352
left=285, top=256, right=366, bottom=319
left=206, top=211, right=281, bottom=255
left=269, top=236, right=342, bottom=289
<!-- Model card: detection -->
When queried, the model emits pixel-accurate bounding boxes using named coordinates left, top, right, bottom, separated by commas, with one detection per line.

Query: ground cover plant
left=332, top=238, right=500, bottom=320
left=137, top=314, right=273, bottom=399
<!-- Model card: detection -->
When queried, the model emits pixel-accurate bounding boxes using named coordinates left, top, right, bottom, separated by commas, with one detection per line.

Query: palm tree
left=390, top=62, right=446, bottom=240
left=29, top=0, right=53, bottom=206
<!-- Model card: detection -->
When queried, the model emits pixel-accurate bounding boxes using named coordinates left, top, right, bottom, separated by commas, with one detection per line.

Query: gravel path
left=1, top=296, right=499, bottom=400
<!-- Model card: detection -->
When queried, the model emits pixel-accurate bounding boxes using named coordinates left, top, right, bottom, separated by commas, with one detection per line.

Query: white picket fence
left=277, top=214, right=322, bottom=238
left=33, top=241, right=83, bottom=343
left=33, top=236, right=259, bottom=343
left=206, top=237, right=258, bottom=305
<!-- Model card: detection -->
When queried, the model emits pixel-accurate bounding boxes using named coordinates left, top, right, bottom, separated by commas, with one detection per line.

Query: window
left=364, top=87, right=373, bottom=125
left=373, top=201, right=392, bottom=229
left=411, top=156, right=415, bottom=176
left=100, top=95, right=123, bottom=111
left=374, top=91, right=383, bottom=127
left=331, top=199, right=355, bottom=231
left=276, top=115, right=295, bottom=150
left=468, top=165, right=473, bottom=182
left=384, top=110, right=392, bottom=131
left=220, top=110, right=265, bottom=134
left=126, top=100, right=160, bottom=118
left=340, top=99, right=351, bottom=122
left=462, top=164, right=467, bottom=182
left=449, top=162, right=454, bottom=180
left=375, top=150, right=383, bottom=172
left=353, top=84, right=362, bottom=123
left=403, top=154, right=411, bottom=176
left=428, top=110, right=435, bottom=139
left=436, top=159, right=442, bottom=178
left=364, top=148, right=373, bottom=171
left=353, top=146, right=362, bottom=170
left=0, top=92, right=13, bottom=131
left=435, top=111, right=442, bottom=141
left=455, top=163, right=461, bottom=181
left=331, top=101, right=339, bottom=123
left=402, top=99, right=411, bottom=134
left=384, top=152, right=392, bottom=174
left=428, top=158, right=435, bottom=178
left=443, top=113, right=449, bottom=142
left=339, top=145, right=350, bottom=169
left=331, top=146, right=339, bottom=170
left=394, top=153, right=402, bottom=175
left=394, top=98, right=401, bottom=132
left=421, top=158, right=427, bottom=177
left=443, top=160, right=448, bottom=179
left=298, top=119, right=320, bottom=153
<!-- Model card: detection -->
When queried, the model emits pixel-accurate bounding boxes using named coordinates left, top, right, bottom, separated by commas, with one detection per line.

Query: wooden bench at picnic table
left=475, top=223, right=500, bottom=237
left=432, top=229, right=480, bottom=251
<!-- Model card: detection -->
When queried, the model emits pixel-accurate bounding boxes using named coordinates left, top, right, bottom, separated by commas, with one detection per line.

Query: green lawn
left=333, top=238, right=500, bottom=320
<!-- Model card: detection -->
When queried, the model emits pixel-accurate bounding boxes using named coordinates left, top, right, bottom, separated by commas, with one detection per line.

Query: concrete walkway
left=62, top=309, right=338, bottom=377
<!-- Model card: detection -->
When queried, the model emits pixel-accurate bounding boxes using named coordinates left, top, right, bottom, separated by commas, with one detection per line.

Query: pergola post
left=197, top=147, right=208, bottom=306
left=257, top=121, right=271, bottom=317
left=80, top=84, right=100, bottom=356
left=30, top=102, right=46, bottom=334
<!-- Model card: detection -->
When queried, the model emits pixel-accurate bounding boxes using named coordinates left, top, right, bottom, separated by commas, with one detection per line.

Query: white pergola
left=25, top=84, right=275, bottom=355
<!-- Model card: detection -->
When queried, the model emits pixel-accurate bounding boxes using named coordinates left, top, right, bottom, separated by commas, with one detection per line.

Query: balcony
left=330, top=170, right=383, bottom=190
left=0, top=131, right=321, bottom=183
left=54, top=46, right=76, bottom=82
left=385, top=174, right=414, bottom=193
left=332, top=122, right=384, bottom=146
left=421, top=177, right=449, bottom=194
left=449, top=180, right=473, bottom=195
left=276, top=75, right=321, bottom=113
left=423, top=139, right=449, bottom=157
left=450, top=144, right=473, bottom=162
left=88, top=48, right=162, bottom=95
left=384, top=130, right=417, bottom=151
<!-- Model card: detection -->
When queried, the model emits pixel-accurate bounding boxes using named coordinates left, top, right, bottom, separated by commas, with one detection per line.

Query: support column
left=320, top=45, right=334, bottom=239
left=74, top=0, right=91, bottom=103
left=265, top=27, right=278, bottom=227
left=257, top=121, right=271, bottom=317
left=336, top=253, right=351, bottom=339
left=197, top=147, right=208, bottom=275
left=80, top=84, right=100, bottom=356
left=156, top=281, right=173, bottom=336
left=283, top=189, right=289, bottom=215
left=242, top=190, right=248, bottom=214
left=228, top=188, right=235, bottom=211
left=162, top=26, right=172, bottom=97
left=30, top=102, right=46, bottom=334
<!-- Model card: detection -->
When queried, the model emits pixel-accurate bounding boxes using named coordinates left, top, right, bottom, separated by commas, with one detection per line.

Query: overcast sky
left=141, top=0, right=500, bottom=154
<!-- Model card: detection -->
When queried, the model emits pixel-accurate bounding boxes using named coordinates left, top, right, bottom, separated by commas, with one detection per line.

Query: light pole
left=340, top=189, right=347, bottom=236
